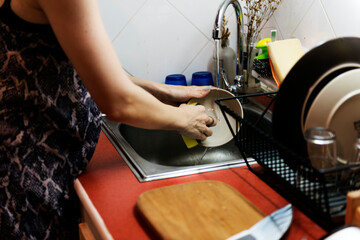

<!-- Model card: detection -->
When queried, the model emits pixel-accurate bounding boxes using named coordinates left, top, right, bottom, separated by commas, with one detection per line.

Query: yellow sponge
left=182, top=135, right=199, bottom=149
left=267, top=39, right=304, bottom=85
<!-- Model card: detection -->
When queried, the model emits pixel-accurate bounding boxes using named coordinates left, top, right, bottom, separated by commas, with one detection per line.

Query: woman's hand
left=129, top=76, right=213, bottom=106
left=177, top=103, right=216, bottom=141
left=161, top=85, right=212, bottom=106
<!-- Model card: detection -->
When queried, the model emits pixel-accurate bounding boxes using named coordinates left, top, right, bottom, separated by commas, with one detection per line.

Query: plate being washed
left=272, top=37, right=360, bottom=167
left=188, top=88, right=243, bottom=147
left=304, top=68, right=360, bottom=164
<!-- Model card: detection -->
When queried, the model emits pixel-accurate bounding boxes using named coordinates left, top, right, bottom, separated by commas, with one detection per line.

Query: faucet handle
left=234, top=75, right=245, bottom=85
left=221, top=68, right=246, bottom=94
left=229, top=75, right=246, bottom=94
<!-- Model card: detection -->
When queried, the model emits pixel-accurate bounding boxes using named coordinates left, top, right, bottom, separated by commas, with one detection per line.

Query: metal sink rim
left=101, top=101, right=270, bottom=182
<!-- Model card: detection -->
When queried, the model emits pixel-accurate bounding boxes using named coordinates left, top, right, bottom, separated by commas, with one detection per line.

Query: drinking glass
left=191, top=72, right=214, bottom=86
left=304, top=127, right=338, bottom=171
left=345, top=138, right=360, bottom=189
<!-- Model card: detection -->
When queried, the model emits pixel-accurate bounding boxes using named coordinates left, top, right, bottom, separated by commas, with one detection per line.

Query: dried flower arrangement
left=241, top=0, right=283, bottom=78
left=242, top=0, right=282, bottom=48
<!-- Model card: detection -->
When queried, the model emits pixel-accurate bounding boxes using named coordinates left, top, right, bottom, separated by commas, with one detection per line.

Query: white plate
left=188, top=88, right=243, bottom=147
left=272, top=37, right=360, bottom=166
left=304, top=68, right=360, bottom=163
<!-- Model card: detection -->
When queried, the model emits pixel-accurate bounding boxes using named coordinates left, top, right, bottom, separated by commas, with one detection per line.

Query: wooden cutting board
left=136, top=180, right=265, bottom=240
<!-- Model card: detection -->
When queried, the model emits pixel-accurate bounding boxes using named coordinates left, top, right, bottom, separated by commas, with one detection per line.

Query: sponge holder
left=215, top=91, right=360, bottom=231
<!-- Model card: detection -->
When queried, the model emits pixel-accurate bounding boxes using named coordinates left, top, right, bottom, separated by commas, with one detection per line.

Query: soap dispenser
left=213, top=17, right=236, bottom=87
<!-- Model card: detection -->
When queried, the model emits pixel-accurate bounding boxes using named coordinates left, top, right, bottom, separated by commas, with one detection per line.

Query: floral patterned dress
left=0, top=0, right=102, bottom=239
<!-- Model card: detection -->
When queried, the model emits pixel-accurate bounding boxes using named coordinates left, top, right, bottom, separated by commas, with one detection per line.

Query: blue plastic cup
left=165, top=74, right=187, bottom=86
left=191, top=71, right=214, bottom=86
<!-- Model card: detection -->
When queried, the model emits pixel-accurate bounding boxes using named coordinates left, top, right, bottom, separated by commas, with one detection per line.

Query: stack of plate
left=272, top=37, right=360, bottom=168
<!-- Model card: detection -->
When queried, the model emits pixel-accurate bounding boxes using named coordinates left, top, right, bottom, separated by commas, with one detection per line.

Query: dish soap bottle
left=213, top=17, right=236, bottom=87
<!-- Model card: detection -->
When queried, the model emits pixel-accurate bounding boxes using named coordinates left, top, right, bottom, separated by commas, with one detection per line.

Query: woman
left=0, top=0, right=215, bottom=238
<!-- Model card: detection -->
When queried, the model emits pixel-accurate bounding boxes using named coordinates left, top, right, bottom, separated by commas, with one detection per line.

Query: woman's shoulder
left=8, top=0, right=49, bottom=24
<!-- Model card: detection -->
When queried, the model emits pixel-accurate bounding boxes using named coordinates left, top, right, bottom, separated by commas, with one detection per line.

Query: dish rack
left=215, top=91, right=360, bottom=231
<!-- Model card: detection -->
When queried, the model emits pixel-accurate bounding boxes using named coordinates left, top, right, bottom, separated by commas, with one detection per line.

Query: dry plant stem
left=241, top=0, right=282, bottom=75
left=221, top=16, right=230, bottom=47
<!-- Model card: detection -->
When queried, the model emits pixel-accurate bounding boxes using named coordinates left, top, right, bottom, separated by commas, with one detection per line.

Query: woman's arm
left=129, top=76, right=212, bottom=106
left=37, top=0, right=214, bottom=140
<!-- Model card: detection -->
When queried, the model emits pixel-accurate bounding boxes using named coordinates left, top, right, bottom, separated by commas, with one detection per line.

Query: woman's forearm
left=38, top=0, right=213, bottom=139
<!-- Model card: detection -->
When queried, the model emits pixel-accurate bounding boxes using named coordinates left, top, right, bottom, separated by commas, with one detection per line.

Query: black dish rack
left=215, top=91, right=360, bottom=231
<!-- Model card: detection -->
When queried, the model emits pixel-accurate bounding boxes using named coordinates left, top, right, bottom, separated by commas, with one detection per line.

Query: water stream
left=195, top=147, right=211, bottom=165
left=193, top=39, right=220, bottom=166
left=214, top=39, right=221, bottom=89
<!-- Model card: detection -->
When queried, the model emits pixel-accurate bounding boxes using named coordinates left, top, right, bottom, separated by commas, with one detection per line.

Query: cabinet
left=74, top=179, right=114, bottom=240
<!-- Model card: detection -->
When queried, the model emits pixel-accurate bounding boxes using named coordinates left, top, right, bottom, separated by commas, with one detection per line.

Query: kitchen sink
left=102, top=100, right=272, bottom=182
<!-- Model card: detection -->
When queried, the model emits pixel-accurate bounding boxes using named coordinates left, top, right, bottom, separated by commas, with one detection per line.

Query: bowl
left=188, top=88, right=243, bottom=147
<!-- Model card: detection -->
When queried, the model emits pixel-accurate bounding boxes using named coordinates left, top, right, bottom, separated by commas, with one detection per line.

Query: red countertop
left=77, top=131, right=327, bottom=240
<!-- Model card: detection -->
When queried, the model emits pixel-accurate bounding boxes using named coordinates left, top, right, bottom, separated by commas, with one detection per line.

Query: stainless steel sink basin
left=102, top=100, right=272, bottom=182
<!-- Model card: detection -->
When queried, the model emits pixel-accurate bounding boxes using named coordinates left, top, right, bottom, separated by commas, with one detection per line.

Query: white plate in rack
left=304, top=68, right=360, bottom=164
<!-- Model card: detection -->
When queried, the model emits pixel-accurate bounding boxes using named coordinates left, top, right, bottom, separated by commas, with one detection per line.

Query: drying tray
left=215, top=92, right=360, bottom=231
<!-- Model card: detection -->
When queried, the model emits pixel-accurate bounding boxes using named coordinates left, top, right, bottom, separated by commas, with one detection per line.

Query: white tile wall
left=99, top=0, right=360, bottom=84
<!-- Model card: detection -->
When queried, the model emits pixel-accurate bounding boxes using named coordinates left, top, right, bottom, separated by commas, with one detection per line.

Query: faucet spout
left=213, top=0, right=244, bottom=91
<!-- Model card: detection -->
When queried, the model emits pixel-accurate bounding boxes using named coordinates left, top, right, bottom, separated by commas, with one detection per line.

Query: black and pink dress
left=0, top=0, right=102, bottom=239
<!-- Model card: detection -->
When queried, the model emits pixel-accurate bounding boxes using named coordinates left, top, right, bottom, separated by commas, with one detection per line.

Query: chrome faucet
left=213, top=0, right=245, bottom=94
